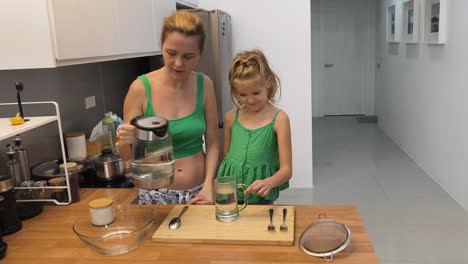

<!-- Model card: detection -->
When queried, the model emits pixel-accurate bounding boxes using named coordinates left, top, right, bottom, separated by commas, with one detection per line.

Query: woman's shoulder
left=145, top=69, right=162, bottom=78
left=127, top=77, right=146, bottom=97
left=199, top=72, right=215, bottom=101
left=198, top=72, right=214, bottom=88
left=131, top=69, right=164, bottom=91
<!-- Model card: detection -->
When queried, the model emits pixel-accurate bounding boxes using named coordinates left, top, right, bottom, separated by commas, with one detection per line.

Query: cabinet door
left=49, top=0, right=120, bottom=60
left=153, top=0, right=177, bottom=52
left=0, top=0, right=56, bottom=69
left=116, top=0, right=156, bottom=54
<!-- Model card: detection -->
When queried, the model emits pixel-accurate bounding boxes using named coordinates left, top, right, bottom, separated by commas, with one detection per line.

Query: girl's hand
left=244, top=179, right=273, bottom=197
left=188, top=186, right=214, bottom=205
left=116, top=124, right=136, bottom=146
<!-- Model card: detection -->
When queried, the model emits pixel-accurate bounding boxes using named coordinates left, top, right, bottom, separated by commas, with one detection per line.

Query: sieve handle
left=323, top=253, right=334, bottom=262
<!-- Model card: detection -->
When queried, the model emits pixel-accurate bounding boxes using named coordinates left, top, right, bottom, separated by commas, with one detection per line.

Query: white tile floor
left=277, top=116, right=468, bottom=264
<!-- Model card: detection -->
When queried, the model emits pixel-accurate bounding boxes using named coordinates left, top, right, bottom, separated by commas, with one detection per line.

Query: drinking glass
left=214, top=176, right=248, bottom=222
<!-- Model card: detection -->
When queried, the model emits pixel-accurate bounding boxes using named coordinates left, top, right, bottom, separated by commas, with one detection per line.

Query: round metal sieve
left=299, top=213, right=351, bottom=262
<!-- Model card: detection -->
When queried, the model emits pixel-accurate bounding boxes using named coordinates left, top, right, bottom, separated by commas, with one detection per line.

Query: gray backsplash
left=0, top=56, right=163, bottom=172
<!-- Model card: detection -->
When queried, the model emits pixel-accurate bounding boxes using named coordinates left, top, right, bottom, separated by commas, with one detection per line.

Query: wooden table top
left=3, top=188, right=378, bottom=264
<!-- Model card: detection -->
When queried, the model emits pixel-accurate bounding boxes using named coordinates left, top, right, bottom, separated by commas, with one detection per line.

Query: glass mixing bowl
left=73, top=204, right=154, bottom=256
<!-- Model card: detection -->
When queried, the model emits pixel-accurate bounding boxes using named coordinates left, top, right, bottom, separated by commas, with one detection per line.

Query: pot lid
left=31, top=159, right=89, bottom=179
left=93, top=149, right=122, bottom=164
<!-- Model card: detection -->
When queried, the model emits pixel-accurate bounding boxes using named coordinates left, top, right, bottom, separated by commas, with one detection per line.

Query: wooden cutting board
left=152, top=205, right=295, bottom=245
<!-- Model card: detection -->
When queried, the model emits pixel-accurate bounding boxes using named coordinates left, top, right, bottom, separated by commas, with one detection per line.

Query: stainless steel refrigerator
left=191, top=9, right=234, bottom=154
left=192, top=9, right=233, bottom=123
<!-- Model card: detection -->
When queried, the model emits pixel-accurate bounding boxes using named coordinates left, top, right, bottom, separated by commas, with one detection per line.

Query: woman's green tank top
left=138, top=73, right=206, bottom=159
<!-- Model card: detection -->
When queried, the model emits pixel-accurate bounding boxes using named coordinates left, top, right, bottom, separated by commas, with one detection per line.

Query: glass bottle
left=102, top=113, right=116, bottom=153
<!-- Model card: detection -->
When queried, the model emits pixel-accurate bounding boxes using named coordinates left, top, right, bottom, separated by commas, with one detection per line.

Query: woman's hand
left=116, top=123, right=136, bottom=146
left=188, top=186, right=214, bottom=205
left=244, top=179, right=273, bottom=197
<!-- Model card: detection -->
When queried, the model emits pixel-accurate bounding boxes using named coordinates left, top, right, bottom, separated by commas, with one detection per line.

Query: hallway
left=278, top=116, right=468, bottom=264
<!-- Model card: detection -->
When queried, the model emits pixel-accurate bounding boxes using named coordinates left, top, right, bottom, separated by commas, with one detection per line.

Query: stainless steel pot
left=92, top=149, right=125, bottom=182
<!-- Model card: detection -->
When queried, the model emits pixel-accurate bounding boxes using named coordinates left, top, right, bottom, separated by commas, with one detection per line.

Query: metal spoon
left=168, top=205, right=189, bottom=230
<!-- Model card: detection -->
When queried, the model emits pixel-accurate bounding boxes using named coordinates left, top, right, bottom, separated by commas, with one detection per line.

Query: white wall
left=376, top=0, right=468, bottom=210
left=198, top=0, right=313, bottom=188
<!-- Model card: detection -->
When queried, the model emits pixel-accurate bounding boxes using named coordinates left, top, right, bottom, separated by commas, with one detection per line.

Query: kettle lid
left=131, top=116, right=169, bottom=141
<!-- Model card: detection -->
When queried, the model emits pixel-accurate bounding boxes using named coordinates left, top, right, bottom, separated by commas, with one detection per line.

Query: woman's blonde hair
left=161, top=10, right=205, bottom=52
left=229, top=49, right=281, bottom=108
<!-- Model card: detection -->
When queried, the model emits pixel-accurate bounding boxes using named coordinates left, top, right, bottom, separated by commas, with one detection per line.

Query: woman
left=117, top=10, right=219, bottom=205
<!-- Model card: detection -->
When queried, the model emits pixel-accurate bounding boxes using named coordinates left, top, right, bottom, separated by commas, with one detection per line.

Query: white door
left=315, top=0, right=375, bottom=116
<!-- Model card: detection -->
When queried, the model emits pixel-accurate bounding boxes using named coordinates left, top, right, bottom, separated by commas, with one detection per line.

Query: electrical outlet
left=85, top=96, right=96, bottom=109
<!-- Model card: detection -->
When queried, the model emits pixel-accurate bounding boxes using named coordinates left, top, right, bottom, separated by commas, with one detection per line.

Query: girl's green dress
left=217, top=109, right=289, bottom=204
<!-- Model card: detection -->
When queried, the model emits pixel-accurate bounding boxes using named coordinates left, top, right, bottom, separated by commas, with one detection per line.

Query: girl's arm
left=189, top=75, right=219, bottom=205
left=222, top=109, right=236, bottom=158
left=245, top=111, right=292, bottom=197
left=117, top=79, right=145, bottom=161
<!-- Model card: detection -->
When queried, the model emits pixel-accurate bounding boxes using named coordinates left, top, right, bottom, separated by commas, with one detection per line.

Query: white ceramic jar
left=88, top=198, right=114, bottom=226
left=65, top=132, right=87, bottom=161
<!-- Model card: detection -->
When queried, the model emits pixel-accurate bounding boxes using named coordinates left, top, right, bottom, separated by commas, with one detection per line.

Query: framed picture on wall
left=403, top=0, right=419, bottom=43
left=423, top=0, right=448, bottom=44
left=386, top=4, right=399, bottom=42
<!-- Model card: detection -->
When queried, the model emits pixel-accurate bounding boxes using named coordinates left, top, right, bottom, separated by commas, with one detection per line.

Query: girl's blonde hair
left=229, top=49, right=281, bottom=108
left=161, top=10, right=205, bottom=52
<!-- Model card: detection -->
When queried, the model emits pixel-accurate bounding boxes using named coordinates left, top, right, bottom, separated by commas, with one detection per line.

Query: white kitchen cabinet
left=50, top=0, right=120, bottom=60
left=177, top=0, right=199, bottom=8
left=0, top=0, right=175, bottom=70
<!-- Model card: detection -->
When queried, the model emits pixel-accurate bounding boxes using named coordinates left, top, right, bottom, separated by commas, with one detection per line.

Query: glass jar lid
left=88, top=198, right=113, bottom=209
left=59, top=162, right=78, bottom=173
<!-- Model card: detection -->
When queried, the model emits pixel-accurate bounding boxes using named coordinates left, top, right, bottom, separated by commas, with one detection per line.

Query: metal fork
left=267, top=208, right=276, bottom=231
left=280, top=208, right=288, bottom=232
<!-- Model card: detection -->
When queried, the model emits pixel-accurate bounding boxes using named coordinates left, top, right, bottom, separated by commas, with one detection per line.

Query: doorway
left=312, top=0, right=376, bottom=117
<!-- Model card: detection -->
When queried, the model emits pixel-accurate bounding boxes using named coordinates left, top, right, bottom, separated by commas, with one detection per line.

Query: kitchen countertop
left=3, top=188, right=379, bottom=264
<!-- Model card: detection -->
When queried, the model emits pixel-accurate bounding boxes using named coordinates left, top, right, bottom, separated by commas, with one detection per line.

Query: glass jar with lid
left=88, top=198, right=114, bottom=226
left=59, top=162, right=80, bottom=203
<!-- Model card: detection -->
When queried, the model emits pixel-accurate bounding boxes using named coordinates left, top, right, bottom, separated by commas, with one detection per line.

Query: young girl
left=217, top=49, right=292, bottom=205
